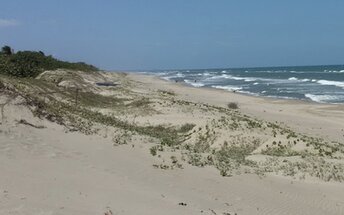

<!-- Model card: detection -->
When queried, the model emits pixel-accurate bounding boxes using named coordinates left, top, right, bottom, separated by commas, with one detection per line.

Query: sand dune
left=1, top=71, right=344, bottom=215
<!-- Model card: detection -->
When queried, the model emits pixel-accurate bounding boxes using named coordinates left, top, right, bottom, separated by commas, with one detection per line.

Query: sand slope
left=1, top=72, right=344, bottom=214
left=1, top=107, right=344, bottom=215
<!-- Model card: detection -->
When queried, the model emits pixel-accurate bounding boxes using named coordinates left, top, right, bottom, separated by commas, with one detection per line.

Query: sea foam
left=317, top=80, right=344, bottom=89
left=184, top=79, right=205, bottom=87
left=211, top=85, right=242, bottom=91
left=304, top=94, right=341, bottom=103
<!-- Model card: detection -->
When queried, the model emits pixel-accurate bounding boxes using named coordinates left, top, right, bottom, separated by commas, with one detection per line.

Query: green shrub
left=0, top=48, right=98, bottom=78
left=150, top=146, right=157, bottom=156
left=1, top=45, right=12, bottom=55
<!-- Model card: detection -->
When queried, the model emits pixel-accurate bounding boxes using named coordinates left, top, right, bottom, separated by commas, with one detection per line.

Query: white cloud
left=0, top=19, right=19, bottom=28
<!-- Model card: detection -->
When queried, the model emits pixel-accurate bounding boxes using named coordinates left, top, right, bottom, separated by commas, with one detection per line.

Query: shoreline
left=164, top=74, right=344, bottom=106
left=130, top=71, right=338, bottom=106
left=126, top=71, right=344, bottom=107
left=139, top=71, right=344, bottom=105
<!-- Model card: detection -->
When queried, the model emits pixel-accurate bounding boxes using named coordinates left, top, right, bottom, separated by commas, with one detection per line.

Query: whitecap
left=184, top=79, right=205, bottom=87
left=155, top=72, right=168, bottom=76
left=211, top=85, right=242, bottom=91
left=317, top=80, right=344, bottom=89
left=288, top=77, right=310, bottom=82
left=216, top=74, right=257, bottom=82
left=176, top=73, right=185, bottom=77
left=304, top=94, right=341, bottom=103
left=288, top=77, right=298, bottom=81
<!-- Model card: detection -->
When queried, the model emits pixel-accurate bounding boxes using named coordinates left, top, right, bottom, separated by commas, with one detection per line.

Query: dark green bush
left=0, top=47, right=98, bottom=78
left=1, top=45, right=13, bottom=55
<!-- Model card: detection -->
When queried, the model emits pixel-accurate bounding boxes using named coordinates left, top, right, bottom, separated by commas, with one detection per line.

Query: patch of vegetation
left=214, top=143, right=258, bottom=176
left=0, top=77, right=184, bottom=145
left=112, top=130, right=132, bottom=145
left=153, top=164, right=170, bottom=170
left=150, top=146, right=158, bottom=156
left=0, top=45, right=98, bottom=78
left=127, top=97, right=151, bottom=107
left=260, top=157, right=344, bottom=182
left=227, top=102, right=238, bottom=109
left=261, top=146, right=300, bottom=157
left=178, top=123, right=196, bottom=133
left=192, top=125, right=216, bottom=153
left=77, top=91, right=126, bottom=108
left=187, top=153, right=209, bottom=167
left=22, top=90, right=186, bottom=147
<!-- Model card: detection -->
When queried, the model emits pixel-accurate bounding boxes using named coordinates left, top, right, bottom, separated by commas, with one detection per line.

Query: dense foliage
left=0, top=46, right=98, bottom=78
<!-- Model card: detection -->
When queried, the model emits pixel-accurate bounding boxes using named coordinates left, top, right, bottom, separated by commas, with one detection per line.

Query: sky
left=1, top=0, right=344, bottom=70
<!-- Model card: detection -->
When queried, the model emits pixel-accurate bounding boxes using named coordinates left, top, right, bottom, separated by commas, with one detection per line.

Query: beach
left=1, top=70, right=344, bottom=215
left=129, top=73, right=344, bottom=143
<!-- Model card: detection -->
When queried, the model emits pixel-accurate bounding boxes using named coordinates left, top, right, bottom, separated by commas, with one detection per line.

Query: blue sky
left=1, top=0, right=344, bottom=70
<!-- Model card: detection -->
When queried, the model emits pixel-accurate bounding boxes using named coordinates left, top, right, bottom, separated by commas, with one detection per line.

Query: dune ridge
left=1, top=70, right=344, bottom=214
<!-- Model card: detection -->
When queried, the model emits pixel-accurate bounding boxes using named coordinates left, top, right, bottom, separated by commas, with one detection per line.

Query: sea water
left=145, top=65, right=344, bottom=104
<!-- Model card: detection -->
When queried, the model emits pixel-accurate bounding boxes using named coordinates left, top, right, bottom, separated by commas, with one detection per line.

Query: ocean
left=145, top=65, right=344, bottom=104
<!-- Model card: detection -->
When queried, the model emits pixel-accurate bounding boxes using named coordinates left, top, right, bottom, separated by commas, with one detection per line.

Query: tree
left=1, top=45, right=13, bottom=55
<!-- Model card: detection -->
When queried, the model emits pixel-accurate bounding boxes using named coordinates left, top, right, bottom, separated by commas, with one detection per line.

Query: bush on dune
left=0, top=45, right=98, bottom=78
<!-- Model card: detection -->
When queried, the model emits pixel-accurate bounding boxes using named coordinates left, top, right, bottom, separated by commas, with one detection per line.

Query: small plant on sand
left=150, top=146, right=157, bottom=156
left=153, top=164, right=170, bottom=170
left=214, top=141, right=259, bottom=176
left=112, top=130, right=132, bottom=145
left=261, top=146, right=300, bottom=157
left=227, top=102, right=238, bottom=109
left=178, top=123, right=196, bottom=133
left=170, top=155, right=183, bottom=168
left=187, top=153, right=208, bottom=167
left=127, top=97, right=151, bottom=107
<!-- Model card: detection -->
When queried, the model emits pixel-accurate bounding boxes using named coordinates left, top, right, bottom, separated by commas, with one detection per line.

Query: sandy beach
left=1, top=70, right=344, bottom=215
left=128, top=73, right=344, bottom=143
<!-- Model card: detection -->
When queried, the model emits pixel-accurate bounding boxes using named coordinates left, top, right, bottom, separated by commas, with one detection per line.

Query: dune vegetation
left=0, top=45, right=98, bottom=78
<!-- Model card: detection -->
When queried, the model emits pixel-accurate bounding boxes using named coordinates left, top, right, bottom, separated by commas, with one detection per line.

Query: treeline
left=0, top=45, right=98, bottom=78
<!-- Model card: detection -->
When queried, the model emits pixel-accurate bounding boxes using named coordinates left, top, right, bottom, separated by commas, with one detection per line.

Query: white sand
left=1, top=72, right=344, bottom=215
